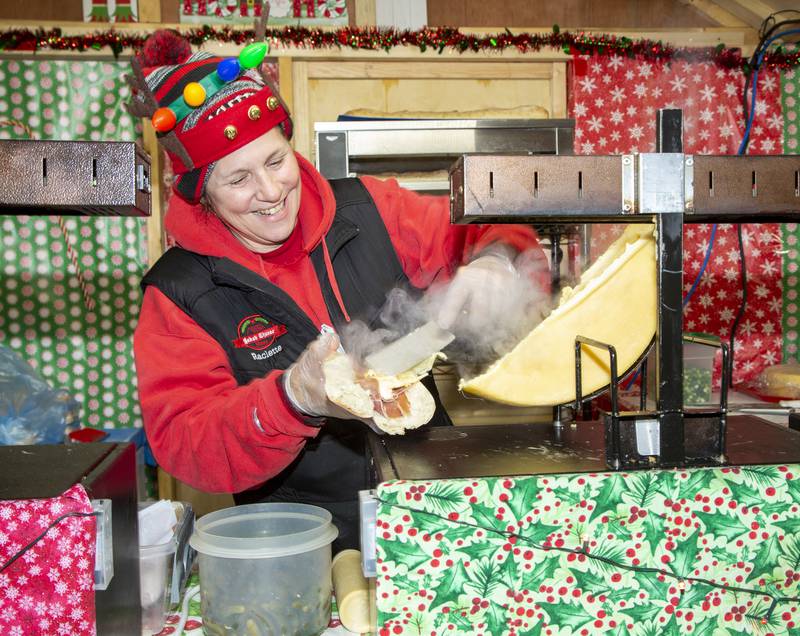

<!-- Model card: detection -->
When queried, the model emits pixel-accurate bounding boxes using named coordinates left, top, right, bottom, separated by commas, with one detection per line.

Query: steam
left=338, top=248, right=551, bottom=377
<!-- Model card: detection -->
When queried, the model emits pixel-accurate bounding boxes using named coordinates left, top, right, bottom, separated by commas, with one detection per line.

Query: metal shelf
left=314, top=118, right=575, bottom=182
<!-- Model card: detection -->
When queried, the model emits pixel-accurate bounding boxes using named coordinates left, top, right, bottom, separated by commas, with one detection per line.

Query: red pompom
left=137, top=29, right=192, bottom=68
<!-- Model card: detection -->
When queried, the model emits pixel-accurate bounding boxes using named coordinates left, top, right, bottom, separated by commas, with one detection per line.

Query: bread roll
left=323, top=351, right=438, bottom=434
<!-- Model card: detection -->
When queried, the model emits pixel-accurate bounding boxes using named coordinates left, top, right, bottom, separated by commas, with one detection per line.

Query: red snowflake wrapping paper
left=571, top=55, right=784, bottom=385
left=0, top=484, right=97, bottom=636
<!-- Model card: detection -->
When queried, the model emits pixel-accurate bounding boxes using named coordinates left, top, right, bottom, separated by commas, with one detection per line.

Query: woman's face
left=205, top=127, right=301, bottom=253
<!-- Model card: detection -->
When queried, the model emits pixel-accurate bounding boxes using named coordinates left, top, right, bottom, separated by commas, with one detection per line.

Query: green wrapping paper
left=376, top=466, right=800, bottom=635
left=0, top=59, right=146, bottom=429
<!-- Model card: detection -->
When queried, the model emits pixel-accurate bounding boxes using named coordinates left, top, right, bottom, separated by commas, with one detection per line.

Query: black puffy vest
left=141, top=178, right=451, bottom=550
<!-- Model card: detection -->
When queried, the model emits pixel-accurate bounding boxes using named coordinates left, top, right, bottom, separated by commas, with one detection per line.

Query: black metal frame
left=572, top=330, right=731, bottom=469
left=446, top=108, right=799, bottom=470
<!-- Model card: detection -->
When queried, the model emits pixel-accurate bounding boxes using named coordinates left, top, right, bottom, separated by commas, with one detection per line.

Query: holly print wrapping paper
left=376, top=466, right=800, bottom=635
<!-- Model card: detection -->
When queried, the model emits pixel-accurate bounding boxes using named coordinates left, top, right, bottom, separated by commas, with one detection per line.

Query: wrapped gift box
left=375, top=465, right=800, bottom=635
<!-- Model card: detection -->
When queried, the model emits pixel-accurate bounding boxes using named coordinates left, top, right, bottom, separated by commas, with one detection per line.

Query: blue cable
left=622, top=30, right=800, bottom=391
left=622, top=222, right=717, bottom=390
left=738, top=29, right=800, bottom=154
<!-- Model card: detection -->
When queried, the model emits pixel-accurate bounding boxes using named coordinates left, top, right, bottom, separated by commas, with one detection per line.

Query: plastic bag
left=0, top=345, right=80, bottom=445
left=755, top=363, right=800, bottom=399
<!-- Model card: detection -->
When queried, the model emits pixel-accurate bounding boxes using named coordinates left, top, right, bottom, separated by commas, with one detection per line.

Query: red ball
left=151, top=107, right=176, bottom=132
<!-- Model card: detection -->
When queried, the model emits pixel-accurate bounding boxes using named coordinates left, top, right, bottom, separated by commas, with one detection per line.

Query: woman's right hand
left=282, top=332, right=369, bottom=423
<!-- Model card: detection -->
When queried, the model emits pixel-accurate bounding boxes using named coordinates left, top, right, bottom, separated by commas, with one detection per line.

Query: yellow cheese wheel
left=460, top=224, right=656, bottom=406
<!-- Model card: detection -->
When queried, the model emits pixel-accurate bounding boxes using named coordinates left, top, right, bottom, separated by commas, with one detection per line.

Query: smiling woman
left=130, top=30, right=548, bottom=552
left=204, top=128, right=302, bottom=253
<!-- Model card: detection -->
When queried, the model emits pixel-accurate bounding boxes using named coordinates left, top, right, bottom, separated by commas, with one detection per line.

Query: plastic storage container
left=140, top=539, right=176, bottom=635
left=190, top=503, right=338, bottom=636
left=683, top=333, right=717, bottom=406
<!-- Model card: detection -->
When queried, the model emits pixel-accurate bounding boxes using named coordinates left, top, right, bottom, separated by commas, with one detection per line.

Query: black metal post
left=656, top=212, right=686, bottom=464
left=550, top=229, right=563, bottom=299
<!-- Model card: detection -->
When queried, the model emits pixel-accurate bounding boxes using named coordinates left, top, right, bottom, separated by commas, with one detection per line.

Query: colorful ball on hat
left=239, top=42, right=268, bottom=69
left=216, top=57, right=241, bottom=82
left=183, top=82, right=206, bottom=107
left=151, top=107, right=177, bottom=132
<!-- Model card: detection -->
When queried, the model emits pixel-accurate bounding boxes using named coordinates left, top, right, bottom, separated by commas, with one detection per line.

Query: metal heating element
left=0, top=140, right=151, bottom=216
left=449, top=149, right=800, bottom=471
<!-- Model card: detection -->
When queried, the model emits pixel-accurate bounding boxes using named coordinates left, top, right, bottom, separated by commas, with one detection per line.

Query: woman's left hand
left=436, top=249, right=519, bottom=333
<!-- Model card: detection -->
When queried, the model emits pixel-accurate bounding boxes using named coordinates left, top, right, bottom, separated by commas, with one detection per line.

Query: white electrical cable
left=173, top=584, right=200, bottom=635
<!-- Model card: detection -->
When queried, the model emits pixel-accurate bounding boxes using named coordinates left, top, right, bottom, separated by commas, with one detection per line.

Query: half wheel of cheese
left=459, top=224, right=656, bottom=406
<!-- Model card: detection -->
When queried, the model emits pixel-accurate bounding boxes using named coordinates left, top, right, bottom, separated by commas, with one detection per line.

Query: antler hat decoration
left=125, top=2, right=293, bottom=203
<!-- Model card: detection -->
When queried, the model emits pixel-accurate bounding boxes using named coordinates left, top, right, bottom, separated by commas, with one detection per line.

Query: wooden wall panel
left=426, top=0, right=719, bottom=28
left=161, top=0, right=180, bottom=23
left=0, top=0, right=83, bottom=21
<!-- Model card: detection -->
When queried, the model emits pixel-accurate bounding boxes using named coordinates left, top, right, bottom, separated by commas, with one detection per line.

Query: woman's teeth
left=254, top=203, right=283, bottom=217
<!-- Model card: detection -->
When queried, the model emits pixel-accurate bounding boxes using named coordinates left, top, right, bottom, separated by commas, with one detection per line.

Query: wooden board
left=426, top=0, right=723, bottom=28
left=292, top=59, right=568, bottom=161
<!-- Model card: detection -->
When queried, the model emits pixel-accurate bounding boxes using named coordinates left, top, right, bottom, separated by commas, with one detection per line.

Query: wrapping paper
left=0, top=483, right=97, bottom=636
left=376, top=466, right=800, bottom=635
left=571, top=55, right=786, bottom=385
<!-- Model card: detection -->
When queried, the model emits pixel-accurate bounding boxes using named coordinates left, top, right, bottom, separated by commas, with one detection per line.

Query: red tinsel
left=0, top=26, right=797, bottom=70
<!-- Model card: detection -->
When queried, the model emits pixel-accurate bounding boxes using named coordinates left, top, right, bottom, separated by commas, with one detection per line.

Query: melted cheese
left=460, top=225, right=656, bottom=406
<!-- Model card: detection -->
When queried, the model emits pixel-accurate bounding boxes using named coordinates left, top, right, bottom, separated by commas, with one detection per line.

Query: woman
left=130, top=34, right=546, bottom=550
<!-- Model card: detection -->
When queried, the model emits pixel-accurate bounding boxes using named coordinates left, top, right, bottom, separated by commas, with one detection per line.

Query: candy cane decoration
left=58, top=217, right=95, bottom=311
left=0, top=119, right=95, bottom=312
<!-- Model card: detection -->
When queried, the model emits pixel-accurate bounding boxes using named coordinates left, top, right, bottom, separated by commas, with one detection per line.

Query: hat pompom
left=138, top=29, right=192, bottom=68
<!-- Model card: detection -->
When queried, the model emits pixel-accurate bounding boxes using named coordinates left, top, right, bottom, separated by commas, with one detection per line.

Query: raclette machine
left=369, top=111, right=800, bottom=480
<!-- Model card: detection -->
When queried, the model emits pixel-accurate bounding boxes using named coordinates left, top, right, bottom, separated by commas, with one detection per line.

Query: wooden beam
left=704, top=0, right=779, bottom=30
left=676, top=0, right=749, bottom=27
left=354, top=0, right=376, bottom=26
left=278, top=56, right=294, bottom=114
left=142, top=121, right=165, bottom=265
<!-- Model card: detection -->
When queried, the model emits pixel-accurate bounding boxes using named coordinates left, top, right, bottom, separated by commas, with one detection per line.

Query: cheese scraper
left=364, top=321, right=454, bottom=375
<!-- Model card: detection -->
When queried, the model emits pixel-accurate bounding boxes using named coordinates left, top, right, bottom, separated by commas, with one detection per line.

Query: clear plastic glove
left=437, top=249, right=519, bottom=333
left=282, top=333, right=383, bottom=432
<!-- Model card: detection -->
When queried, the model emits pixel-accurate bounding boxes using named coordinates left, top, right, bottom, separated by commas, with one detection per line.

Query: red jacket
left=134, top=154, right=544, bottom=493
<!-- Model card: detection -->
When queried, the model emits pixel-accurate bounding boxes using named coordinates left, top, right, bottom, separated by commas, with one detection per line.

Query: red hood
left=163, top=153, right=336, bottom=275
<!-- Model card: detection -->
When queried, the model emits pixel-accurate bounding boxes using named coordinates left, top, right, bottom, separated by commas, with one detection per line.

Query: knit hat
left=126, top=30, right=292, bottom=204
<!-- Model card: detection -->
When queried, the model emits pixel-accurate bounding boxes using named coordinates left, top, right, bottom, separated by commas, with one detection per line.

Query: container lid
left=140, top=537, right=177, bottom=557
left=189, top=502, right=338, bottom=559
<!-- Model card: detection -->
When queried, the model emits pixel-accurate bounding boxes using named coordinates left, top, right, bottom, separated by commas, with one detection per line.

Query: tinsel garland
left=0, top=25, right=798, bottom=69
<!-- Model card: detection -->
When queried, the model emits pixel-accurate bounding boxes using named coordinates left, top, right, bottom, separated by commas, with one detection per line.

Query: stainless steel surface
left=690, top=155, right=800, bottom=217
left=639, top=153, right=685, bottom=214
left=0, top=140, right=151, bottom=216
left=621, top=154, right=635, bottom=213
left=365, top=321, right=454, bottom=375
left=315, top=119, right=574, bottom=156
left=451, top=153, right=800, bottom=223
left=451, top=154, right=626, bottom=223
left=314, top=119, right=575, bottom=184
left=369, top=415, right=800, bottom=481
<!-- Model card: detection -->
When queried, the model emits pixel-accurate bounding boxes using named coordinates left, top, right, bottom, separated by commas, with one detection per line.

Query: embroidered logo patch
left=232, top=315, right=287, bottom=351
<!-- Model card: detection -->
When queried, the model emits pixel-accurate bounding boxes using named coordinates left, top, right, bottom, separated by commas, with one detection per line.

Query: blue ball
left=217, top=57, right=241, bottom=82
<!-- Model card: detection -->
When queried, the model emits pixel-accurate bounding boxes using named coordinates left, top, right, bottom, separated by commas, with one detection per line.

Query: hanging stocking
left=87, top=0, right=110, bottom=21
left=113, top=0, right=137, bottom=22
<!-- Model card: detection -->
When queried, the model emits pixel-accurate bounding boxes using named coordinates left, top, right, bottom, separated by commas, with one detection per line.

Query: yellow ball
left=183, top=82, right=206, bottom=107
